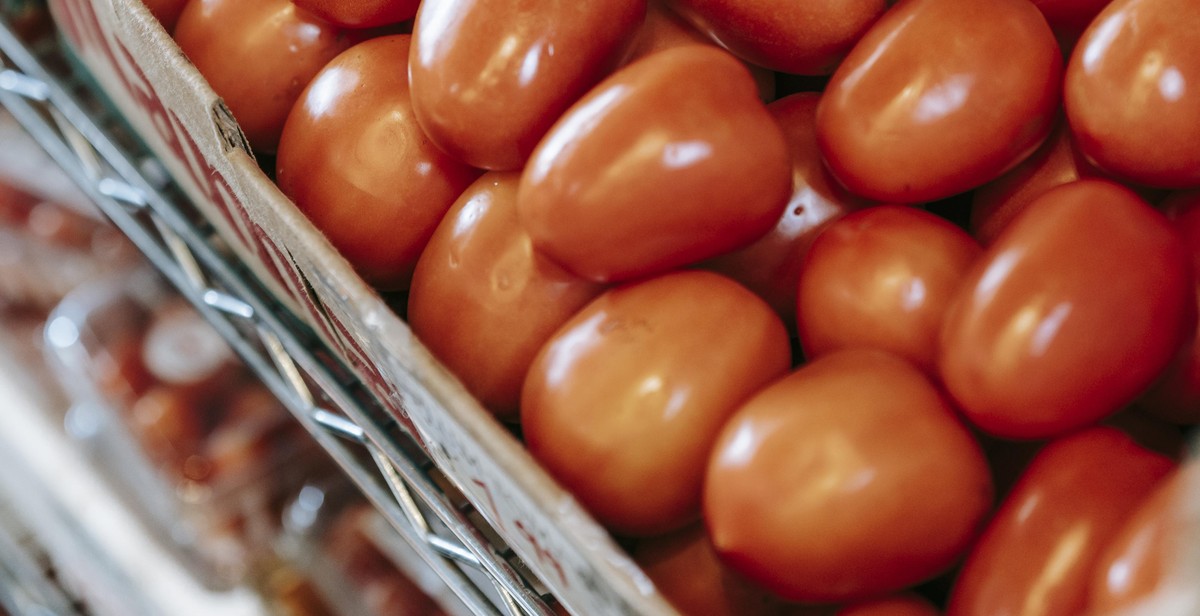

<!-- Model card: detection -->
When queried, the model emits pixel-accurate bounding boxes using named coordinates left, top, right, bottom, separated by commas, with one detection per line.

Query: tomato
left=939, top=180, right=1194, bottom=439
left=409, top=0, right=644, bottom=170
left=703, top=93, right=869, bottom=331
left=521, top=271, right=790, bottom=536
left=407, top=172, right=602, bottom=420
left=1029, top=0, right=1113, bottom=41
left=816, top=0, right=1061, bottom=203
left=173, top=0, right=352, bottom=153
left=289, top=0, right=419, bottom=28
left=276, top=35, right=480, bottom=291
left=704, top=349, right=992, bottom=603
left=518, top=45, right=791, bottom=283
left=797, top=205, right=980, bottom=374
left=1089, top=460, right=1200, bottom=614
left=1065, top=0, right=1200, bottom=189
left=142, top=0, right=189, bottom=31
left=836, top=594, right=940, bottom=616
left=947, top=426, right=1177, bottom=616
left=664, top=0, right=887, bottom=75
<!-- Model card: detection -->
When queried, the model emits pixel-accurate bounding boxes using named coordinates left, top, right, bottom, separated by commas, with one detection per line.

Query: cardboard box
left=46, top=0, right=676, bottom=614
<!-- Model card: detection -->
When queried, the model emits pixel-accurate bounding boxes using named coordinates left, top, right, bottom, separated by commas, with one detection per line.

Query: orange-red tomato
left=276, top=35, right=480, bottom=291
left=703, top=92, right=870, bottom=331
left=142, top=0, right=189, bottom=31
left=836, top=594, right=941, bottom=616
left=797, top=205, right=981, bottom=374
left=409, top=0, right=645, bottom=170
left=939, top=180, right=1194, bottom=439
left=704, top=349, right=992, bottom=603
left=816, top=0, right=1061, bottom=203
left=521, top=271, right=791, bottom=536
left=173, top=0, right=352, bottom=153
left=518, top=45, right=791, bottom=283
left=1065, top=0, right=1200, bottom=189
left=407, top=172, right=602, bottom=420
left=947, top=426, right=1177, bottom=616
left=289, top=0, right=419, bottom=28
left=665, top=0, right=887, bottom=75
left=1088, top=460, right=1200, bottom=614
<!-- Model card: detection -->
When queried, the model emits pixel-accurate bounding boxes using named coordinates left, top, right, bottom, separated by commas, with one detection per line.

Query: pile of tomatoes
left=150, top=0, right=1199, bottom=613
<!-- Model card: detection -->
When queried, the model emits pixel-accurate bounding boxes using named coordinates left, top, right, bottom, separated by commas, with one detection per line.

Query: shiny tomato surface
left=1065, top=0, right=1200, bottom=188
left=665, top=0, right=887, bottom=74
left=174, top=0, right=352, bottom=153
left=518, top=45, right=791, bottom=283
left=939, top=180, right=1194, bottom=439
left=276, top=35, right=480, bottom=290
left=816, top=0, right=1061, bottom=203
left=703, top=93, right=870, bottom=330
left=797, top=205, right=980, bottom=374
left=409, top=0, right=645, bottom=170
left=705, top=349, right=992, bottom=603
left=947, top=426, right=1177, bottom=616
left=522, top=271, right=791, bottom=536
left=289, top=0, right=418, bottom=28
left=407, top=172, right=602, bottom=420
left=143, top=0, right=188, bottom=31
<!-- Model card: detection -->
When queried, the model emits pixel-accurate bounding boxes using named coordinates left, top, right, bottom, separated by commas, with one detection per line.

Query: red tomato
left=664, top=0, right=887, bottom=75
left=276, top=35, right=480, bottom=291
left=797, top=205, right=981, bottom=374
left=704, top=349, right=993, bottom=603
left=1029, top=0, right=1113, bottom=40
left=836, top=594, right=940, bottom=616
left=409, top=0, right=645, bottom=170
left=703, top=93, right=870, bottom=331
left=407, top=172, right=603, bottom=420
left=947, top=426, right=1177, bottom=616
left=1065, top=0, right=1200, bottom=189
left=1089, top=460, right=1200, bottom=614
left=289, top=0, right=419, bottom=28
left=142, top=0, right=189, bottom=31
left=518, top=45, right=791, bottom=283
left=522, top=271, right=791, bottom=536
left=173, top=0, right=352, bottom=153
left=939, top=180, right=1194, bottom=439
left=816, top=0, right=1061, bottom=203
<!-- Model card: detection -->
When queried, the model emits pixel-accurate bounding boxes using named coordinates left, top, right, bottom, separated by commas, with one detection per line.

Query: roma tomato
left=703, top=92, right=870, bottom=331
left=816, top=0, right=1061, bottom=203
left=409, top=0, right=645, bottom=170
left=1065, top=0, right=1200, bottom=189
left=704, top=349, right=993, bottom=603
left=518, top=45, right=791, bottom=283
left=797, top=205, right=981, bottom=374
left=836, top=594, right=940, bottom=616
left=521, top=271, right=790, bottom=536
left=276, top=35, right=480, bottom=290
left=947, top=426, right=1177, bottom=616
left=142, top=0, right=189, bottom=31
left=407, top=172, right=602, bottom=420
left=289, top=0, right=419, bottom=28
left=664, top=0, right=887, bottom=75
left=939, top=180, right=1194, bottom=439
left=174, top=0, right=352, bottom=153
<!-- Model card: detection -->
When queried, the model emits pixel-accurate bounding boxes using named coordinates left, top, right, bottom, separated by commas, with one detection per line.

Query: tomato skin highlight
left=704, top=349, right=993, bottom=603
left=522, top=271, right=791, bottom=537
left=518, top=45, right=791, bottom=283
left=939, top=179, right=1194, bottom=439
left=816, top=0, right=1062, bottom=203
left=947, top=426, right=1177, bottom=616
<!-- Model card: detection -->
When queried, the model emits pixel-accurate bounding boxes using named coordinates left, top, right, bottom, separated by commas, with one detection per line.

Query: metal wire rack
left=0, top=12, right=557, bottom=616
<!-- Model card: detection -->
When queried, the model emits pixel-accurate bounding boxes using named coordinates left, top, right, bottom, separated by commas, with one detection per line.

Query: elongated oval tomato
left=407, top=172, right=603, bottom=420
left=409, top=0, right=645, bottom=170
left=276, top=35, right=480, bottom=290
left=705, top=349, right=992, bottom=603
left=1065, top=0, right=1200, bottom=188
left=522, top=271, right=791, bottom=536
left=665, top=0, right=887, bottom=75
left=289, top=0, right=419, bottom=28
left=174, top=0, right=352, bottom=153
left=703, top=93, right=869, bottom=331
left=939, top=180, right=1193, bottom=439
left=816, top=0, right=1061, bottom=203
left=947, top=426, right=1177, bottom=616
left=797, top=205, right=981, bottom=374
left=519, top=45, right=791, bottom=283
